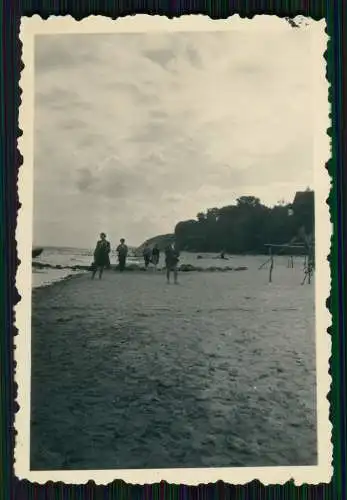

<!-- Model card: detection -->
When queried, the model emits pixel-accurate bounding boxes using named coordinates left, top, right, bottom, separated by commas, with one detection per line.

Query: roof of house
left=293, top=190, right=314, bottom=206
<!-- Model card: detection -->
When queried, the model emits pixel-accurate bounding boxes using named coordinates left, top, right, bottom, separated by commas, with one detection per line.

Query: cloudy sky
left=34, top=20, right=317, bottom=247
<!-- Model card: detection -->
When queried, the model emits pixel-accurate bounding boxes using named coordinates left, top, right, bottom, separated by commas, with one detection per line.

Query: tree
left=206, top=208, right=220, bottom=222
left=196, top=212, right=206, bottom=223
left=236, top=196, right=261, bottom=208
left=174, top=191, right=315, bottom=255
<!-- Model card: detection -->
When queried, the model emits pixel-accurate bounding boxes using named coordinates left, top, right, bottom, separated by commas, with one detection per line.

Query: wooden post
left=308, top=254, right=312, bottom=284
left=269, top=246, right=274, bottom=283
left=302, top=251, right=312, bottom=285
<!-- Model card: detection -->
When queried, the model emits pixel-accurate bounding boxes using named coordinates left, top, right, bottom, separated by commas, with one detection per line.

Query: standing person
left=143, top=243, right=152, bottom=270
left=165, top=243, right=180, bottom=284
left=91, top=232, right=111, bottom=280
left=151, top=244, right=160, bottom=271
left=116, top=238, right=128, bottom=271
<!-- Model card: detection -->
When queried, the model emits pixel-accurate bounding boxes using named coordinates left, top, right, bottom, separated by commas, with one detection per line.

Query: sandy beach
left=30, top=265, right=317, bottom=470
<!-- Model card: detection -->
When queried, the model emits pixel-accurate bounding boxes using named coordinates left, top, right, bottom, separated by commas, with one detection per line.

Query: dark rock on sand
left=179, top=264, right=199, bottom=272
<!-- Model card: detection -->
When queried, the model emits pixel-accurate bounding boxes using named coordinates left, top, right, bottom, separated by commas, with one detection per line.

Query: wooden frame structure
left=259, top=243, right=315, bottom=284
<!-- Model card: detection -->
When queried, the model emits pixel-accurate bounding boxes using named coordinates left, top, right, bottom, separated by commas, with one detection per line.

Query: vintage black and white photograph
left=16, top=15, right=331, bottom=484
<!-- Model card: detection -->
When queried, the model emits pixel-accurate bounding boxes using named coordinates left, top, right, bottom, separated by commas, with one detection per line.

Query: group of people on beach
left=142, top=242, right=160, bottom=270
left=91, top=233, right=180, bottom=283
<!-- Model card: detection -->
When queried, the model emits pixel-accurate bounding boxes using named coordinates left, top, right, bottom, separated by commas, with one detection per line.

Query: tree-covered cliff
left=174, top=190, right=314, bottom=255
left=136, top=233, right=175, bottom=254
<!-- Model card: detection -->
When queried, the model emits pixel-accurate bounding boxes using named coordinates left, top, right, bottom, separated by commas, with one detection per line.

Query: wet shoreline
left=32, top=262, right=248, bottom=273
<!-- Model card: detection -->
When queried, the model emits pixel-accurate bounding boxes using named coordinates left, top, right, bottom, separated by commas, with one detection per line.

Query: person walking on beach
left=143, top=243, right=152, bottom=270
left=165, top=243, right=180, bottom=284
left=117, top=238, right=128, bottom=272
left=151, top=244, right=160, bottom=271
left=92, top=232, right=111, bottom=280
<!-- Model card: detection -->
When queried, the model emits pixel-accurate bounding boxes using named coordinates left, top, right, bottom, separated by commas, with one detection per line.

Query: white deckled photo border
left=15, top=14, right=332, bottom=486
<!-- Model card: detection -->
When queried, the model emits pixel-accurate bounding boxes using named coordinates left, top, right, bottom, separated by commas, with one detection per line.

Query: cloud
left=33, top=22, right=319, bottom=247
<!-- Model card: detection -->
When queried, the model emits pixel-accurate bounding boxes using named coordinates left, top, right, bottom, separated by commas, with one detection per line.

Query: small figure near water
left=220, top=250, right=228, bottom=260
left=117, top=238, right=128, bottom=271
left=143, top=242, right=152, bottom=270
left=151, top=244, right=160, bottom=271
left=92, top=233, right=111, bottom=280
left=165, top=243, right=180, bottom=284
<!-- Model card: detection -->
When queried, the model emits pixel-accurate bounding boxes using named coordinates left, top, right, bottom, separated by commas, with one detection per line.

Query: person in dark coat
left=165, top=243, right=180, bottom=284
left=143, top=242, right=152, bottom=269
left=92, top=233, right=111, bottom=280
left=116, top=238, right=128, bottom=271
left=151, top=244, right=160, bottom=271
